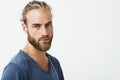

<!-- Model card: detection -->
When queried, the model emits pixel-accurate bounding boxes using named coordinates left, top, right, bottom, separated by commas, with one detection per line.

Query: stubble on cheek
left=27, top=30, right=53, bottom=51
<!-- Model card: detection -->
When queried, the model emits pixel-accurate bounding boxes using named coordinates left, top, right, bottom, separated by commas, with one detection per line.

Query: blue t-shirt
left=1, top=50, right=64, bottom=80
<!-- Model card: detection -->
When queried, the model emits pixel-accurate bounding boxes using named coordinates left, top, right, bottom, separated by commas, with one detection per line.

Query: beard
left=27, top=30, right=53, bottom=52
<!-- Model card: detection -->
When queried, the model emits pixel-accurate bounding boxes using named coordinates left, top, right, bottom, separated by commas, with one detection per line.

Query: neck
left=22, top=42, right=47, bottom=59
left=22, top=42, right=49, bottom=72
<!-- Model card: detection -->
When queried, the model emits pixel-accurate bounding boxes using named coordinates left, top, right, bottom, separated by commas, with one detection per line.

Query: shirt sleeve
left=1, top=63, right=24, bottom=80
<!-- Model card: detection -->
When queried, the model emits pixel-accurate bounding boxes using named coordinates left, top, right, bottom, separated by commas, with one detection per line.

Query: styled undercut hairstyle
left=21, top=0, right=52, bottom=24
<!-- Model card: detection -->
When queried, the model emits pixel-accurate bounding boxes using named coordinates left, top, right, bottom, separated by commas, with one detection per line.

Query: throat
left=30, top=54, right=50, bottom=72
left=22, top=44, right=50, bottom=72
left=38, top=61, right=50, bottom=72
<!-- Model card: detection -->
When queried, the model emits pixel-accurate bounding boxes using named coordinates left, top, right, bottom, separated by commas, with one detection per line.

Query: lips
left=42, top=39, right=49, bottom=41
left=39, top=38, right=50, bottom=42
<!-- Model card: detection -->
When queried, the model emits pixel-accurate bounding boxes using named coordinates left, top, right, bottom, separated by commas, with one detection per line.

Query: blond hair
left=21, top=0, right=52, bottom=24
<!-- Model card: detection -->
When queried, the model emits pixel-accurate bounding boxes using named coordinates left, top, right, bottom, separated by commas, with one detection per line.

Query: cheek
left=27, top=29, right=38, bottom=40
left=48, top=30, right=53, bottom=37
left=28, top=27, right=37, bottom=35
left=48, top=27, right=53, bottom=34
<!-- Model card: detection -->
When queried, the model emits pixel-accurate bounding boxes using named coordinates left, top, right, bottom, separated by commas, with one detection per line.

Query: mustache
left=38, top=35, right=50, bottom=41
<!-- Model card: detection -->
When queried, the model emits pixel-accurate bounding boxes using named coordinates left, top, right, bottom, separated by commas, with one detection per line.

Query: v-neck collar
left=20, top=50, right=52, bottom=74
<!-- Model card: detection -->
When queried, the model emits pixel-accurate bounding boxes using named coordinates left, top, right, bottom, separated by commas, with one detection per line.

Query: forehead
left=26, top=9, right=52, bottom=24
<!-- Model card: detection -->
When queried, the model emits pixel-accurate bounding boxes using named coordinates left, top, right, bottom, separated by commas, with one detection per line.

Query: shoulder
left=9, top=50, right=29, bottom=67
left=47, top=53, right=60, bottom=65
left=1, top=63, right=24, bottom=80
left=1, top=50, right=31, bottom=80
left=47, top=53, right=64, bottom=80
left=46, top=53, right=62, bottom=70
left=4, top=50, right=31, bottom=72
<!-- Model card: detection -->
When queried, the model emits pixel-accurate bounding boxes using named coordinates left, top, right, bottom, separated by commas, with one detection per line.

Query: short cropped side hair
left=21, top=0, right=52, bottom=24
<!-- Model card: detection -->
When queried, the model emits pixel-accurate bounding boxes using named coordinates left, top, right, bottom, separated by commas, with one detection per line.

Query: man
left=1, top=0, right=64, bottom=80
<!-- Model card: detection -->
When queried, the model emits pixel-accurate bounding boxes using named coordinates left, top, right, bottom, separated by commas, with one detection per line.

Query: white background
left=0, top=0, right=120, bottom=80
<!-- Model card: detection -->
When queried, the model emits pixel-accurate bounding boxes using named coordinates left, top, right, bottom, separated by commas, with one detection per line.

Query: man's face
left=24, top=9, right=53, bottom=52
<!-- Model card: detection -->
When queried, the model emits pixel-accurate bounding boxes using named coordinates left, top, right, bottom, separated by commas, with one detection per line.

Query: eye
left=33, top=24, right=40, bottom=29
left=45, top=22, right=52, bottom=28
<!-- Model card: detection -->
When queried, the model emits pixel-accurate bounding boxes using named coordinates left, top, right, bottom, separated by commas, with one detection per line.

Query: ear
left=22, top=23, right=27, bottom=33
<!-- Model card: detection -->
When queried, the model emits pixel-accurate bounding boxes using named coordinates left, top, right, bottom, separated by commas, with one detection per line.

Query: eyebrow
left=45, top=21, right=52, bottom=26
left=32, top=21, right=52, bottom=26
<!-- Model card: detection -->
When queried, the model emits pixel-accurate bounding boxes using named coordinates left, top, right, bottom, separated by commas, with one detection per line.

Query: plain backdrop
left=0, top=0, right=120, bottom=80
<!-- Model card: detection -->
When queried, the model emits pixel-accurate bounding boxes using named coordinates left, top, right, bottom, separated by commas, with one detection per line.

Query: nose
left=41, top=26, right=48, bottom=36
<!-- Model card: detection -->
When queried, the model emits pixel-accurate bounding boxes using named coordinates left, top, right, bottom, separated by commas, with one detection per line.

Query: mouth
left=39, top=38, right=50, bottom=43
left=42, top=39, right=49, bottom=42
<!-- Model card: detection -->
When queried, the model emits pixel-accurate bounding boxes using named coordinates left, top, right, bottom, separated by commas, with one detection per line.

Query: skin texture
left=22, top=9, right=53, bottom=72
